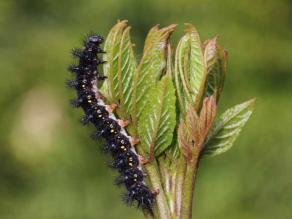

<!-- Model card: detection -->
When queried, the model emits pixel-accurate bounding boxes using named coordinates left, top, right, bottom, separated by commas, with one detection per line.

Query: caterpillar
left=67, top=34, right=154, bottom=210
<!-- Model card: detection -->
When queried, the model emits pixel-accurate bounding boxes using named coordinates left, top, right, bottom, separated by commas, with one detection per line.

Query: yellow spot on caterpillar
left=88, top=100, right=92, bottom=103
left=129, top=163, right=133, bottom=166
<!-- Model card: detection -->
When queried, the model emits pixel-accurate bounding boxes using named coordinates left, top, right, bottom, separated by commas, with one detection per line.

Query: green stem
left=145, top=161, right=171, bottom=219
left=180, top=150, right=200, bottom=219
left=158, top=157, right=176, bottom=219
left=174, top=155, right=187, bottom=218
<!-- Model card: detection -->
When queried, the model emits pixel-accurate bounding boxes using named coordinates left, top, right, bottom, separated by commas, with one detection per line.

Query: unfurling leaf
left=178, top=117, right=193, bottom=160
left=174, top=24, right=207, bottom=115
left=202, top=98, right=255, bottom=156
left=138, top=74, right=176, bottom=156
left=204, top=37, right=228, bottom=101
left=131, top=24, right=176, bottom=129
left=178, top=96, right=217, bottom=160
left=102, top=20, right=136, bottom=118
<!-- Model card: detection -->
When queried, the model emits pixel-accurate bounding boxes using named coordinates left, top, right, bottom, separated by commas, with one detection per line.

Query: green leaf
left=202, top=98, right=255, bottom=156
left=174, top=24, right=206, bottom=115
left=102, top=20, right=136, bottom=118
left=187, top=24, right=206, bottom=106
left=174, top=34, right=192, bottom=115
left=138, top=74, right=176, bottom=156
left=204, top=37, right=228, bottom=101
left=131, top=25, right=176, bottom=129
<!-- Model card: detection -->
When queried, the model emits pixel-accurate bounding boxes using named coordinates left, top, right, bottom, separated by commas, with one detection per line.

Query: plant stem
left=158, top=157, right=176, bottom=218
left=180, top=150, right=200, bottom=219
left=145, top=160, right=171, bottom=219
left=174, top=155, right=186, bottom=218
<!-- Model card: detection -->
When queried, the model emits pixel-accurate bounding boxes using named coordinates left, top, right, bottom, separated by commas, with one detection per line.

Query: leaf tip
left=246, top=98, right=257, bottom=109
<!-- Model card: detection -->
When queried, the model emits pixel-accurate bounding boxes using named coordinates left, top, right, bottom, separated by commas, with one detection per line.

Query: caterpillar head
left=87, top=35, right=104, bottom=45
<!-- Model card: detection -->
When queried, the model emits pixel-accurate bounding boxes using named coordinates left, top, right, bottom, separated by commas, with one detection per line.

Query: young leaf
left=178, top=96, right=217, bottom=160
left=202, top=98, right=255, bottom=156
left=174, top=24, right=206, bottom=115
left=102, top=20, right=126, bottom=100
left=160, top=44, right=181, bottom=160
left=138, top=74, right=176, bottom=156
left=131, top=25, right=176, bottom=129
left=174, top=34, right=192, bottom=115
left=204, top=37, right=228, bottom=101
left=102, top=20, right=136, bottom=118
left=186, top=24, right=206, bottom=108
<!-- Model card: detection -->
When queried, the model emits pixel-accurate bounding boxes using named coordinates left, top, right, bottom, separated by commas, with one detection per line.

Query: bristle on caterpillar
left=67, top=34, right=154, bottom=210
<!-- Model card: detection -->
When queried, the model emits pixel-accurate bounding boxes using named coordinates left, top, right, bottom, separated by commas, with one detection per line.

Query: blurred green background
left=0, top=0, right=291, bottom=218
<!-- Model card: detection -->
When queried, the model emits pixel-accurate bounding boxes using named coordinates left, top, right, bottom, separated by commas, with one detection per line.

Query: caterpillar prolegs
left=67, top=35, right=154, bottom=210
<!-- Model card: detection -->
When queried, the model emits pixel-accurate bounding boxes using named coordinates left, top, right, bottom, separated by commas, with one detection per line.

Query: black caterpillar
left=67, top=34, right=154, bottom=210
